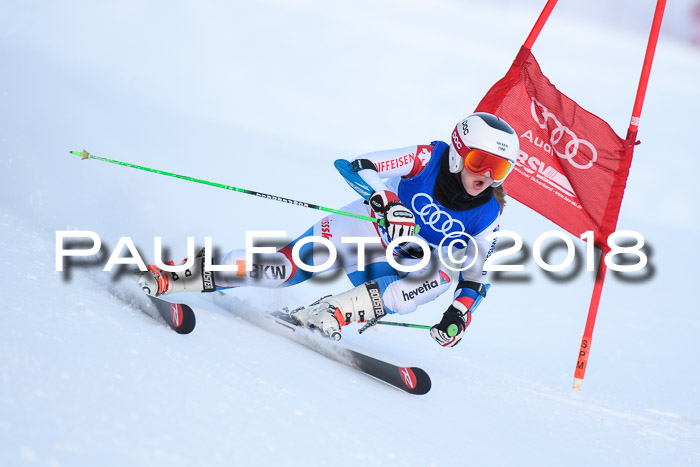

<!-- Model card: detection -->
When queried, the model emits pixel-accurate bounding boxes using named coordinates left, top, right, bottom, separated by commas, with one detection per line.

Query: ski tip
left=171, top=303, right=196, bottom=334
left=69, top=149, right=91, bottom=159
left=399, top=367, right=431, bottom=395
left=146, top=295, right=196, bottom=335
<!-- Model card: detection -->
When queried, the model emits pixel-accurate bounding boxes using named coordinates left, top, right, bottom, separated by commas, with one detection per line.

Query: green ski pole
left=71, top=149, right=386, bottom=226
left=376, top=320, right=459, bottom=337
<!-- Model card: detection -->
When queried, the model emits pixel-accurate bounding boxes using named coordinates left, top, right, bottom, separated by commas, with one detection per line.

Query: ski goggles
left=462, top=148, right=514, bottom=182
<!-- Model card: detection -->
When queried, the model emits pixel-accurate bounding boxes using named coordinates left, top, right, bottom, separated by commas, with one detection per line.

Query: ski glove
left=430, top=306, right=471, bottom=347
left=369, top=190, right=415, bottom=241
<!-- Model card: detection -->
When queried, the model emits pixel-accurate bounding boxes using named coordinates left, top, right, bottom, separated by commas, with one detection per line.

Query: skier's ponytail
left=494, top=185, right=506, bottom=214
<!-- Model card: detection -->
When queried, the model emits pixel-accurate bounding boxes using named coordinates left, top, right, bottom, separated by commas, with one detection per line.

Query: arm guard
left=452, top=281, right=489, bottom=315
left=334, top=145, right=432, bottom=201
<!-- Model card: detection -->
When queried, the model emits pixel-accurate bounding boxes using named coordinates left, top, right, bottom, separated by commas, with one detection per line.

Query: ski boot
left=138, top=249, right=216, bottom=296
left=291, top=281, right=387, bottom=340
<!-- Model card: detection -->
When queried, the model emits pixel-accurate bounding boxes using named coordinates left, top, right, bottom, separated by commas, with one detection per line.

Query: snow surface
left=2, top=1, right=699, bottom=466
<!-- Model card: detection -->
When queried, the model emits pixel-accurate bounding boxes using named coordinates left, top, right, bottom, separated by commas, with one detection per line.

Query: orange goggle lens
left=463, top=149, right=513, bottom=182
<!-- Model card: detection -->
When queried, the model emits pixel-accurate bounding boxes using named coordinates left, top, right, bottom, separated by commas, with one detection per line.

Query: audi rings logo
left=411, top=193, right=465, bottom=234
left=530, top=98, right=598, bottom=170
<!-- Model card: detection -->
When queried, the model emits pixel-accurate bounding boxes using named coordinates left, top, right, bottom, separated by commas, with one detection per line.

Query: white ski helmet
left=448, top=112, right=519, bottom=187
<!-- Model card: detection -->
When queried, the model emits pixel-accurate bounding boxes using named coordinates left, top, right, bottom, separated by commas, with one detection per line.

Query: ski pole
left=377, top=320, right=459, bottom=337
left=70, top=149, right=386, bottom=226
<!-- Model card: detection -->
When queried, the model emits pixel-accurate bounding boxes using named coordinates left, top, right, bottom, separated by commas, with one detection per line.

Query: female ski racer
left=139, top=112, right=519, bottom=347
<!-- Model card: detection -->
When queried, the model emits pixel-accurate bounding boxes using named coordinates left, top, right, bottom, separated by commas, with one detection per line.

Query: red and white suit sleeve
left=351, top=145, right=433, bottom=194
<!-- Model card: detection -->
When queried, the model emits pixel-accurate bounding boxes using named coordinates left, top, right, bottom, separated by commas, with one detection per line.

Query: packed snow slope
left=1, top=1, right=699, bottom=466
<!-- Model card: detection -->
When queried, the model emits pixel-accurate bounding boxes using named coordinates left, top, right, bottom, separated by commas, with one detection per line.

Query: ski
left=266, top=310, right=431, bottom=395
left=146, top=295, right=196, bottom=334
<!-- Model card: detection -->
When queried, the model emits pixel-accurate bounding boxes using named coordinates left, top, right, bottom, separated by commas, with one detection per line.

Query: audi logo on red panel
left=530, top=98, right=598, bottom=170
